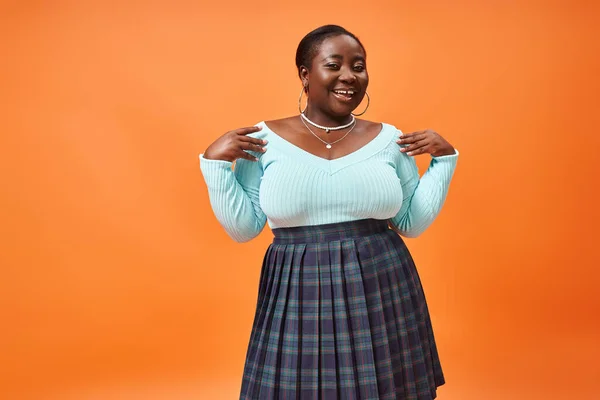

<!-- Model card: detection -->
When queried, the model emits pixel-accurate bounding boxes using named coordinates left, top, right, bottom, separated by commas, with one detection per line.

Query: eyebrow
left=321, top=54, right=366, bottom=62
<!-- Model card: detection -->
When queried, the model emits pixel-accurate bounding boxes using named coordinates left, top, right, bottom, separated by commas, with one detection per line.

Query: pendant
left=326, top=144, right=332, bottom=149
left=325, top=128, right=330, bottom=133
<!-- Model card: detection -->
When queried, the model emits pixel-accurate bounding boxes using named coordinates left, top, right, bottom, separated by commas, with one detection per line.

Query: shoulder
left=356, top=119, right=401, bottom=135
left=264, top=116, right=297, bottom=125
left=370, top=120, right=414, bottom=163
left=241, top=117, right=299, bottom=151
left=263, top=116, right=300, bottom=132
left=356, top=118, right=382, bottom=128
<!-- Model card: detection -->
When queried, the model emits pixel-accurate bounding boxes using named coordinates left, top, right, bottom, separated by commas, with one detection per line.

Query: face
left=301, top=34, right=369, bottom=117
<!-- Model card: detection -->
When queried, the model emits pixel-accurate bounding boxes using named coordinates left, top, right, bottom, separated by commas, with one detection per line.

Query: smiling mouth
left=332, top=89, right=357, bottom=101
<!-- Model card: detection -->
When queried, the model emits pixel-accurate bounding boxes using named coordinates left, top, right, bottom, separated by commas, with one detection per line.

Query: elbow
left=226, top=227, right=261, bottom=243
left=225, top=221, right=264, bottom=243
left=388, top=219, right=427, bottom=238
left=397, top=226, right=426, bottom=238
left=400, top=229, right=423, bottom=238
left=229, top=232, right=258, bottom=243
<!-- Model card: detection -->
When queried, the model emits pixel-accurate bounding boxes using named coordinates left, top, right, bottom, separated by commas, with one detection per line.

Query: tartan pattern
left=240, top=219, right=445, bottom=399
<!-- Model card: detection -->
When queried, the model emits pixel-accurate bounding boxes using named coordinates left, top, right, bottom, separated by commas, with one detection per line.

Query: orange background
left=2, top=1, right=599, bottom=399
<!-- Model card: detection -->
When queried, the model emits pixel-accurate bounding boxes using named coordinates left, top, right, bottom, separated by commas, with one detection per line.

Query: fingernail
left=263, top=140, right=268, bottom=144
left=400, top=148, right=406, bottom=152
left=407, top=152, right=413, bottom=156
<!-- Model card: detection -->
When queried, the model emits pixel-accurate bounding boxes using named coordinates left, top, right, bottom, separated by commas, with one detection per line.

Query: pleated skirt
left=240, top=219, right=445, bottom=400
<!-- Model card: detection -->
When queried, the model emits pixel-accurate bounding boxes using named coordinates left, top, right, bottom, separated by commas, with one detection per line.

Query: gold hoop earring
left=352, top=91, right=370, bottom=116
left=298, top=85, right=308, bottom=114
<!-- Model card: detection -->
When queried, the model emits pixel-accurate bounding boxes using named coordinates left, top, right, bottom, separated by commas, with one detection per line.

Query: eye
left=354, top=65, right=366, bottom=72
left=326, top=63, right=340, bottom=70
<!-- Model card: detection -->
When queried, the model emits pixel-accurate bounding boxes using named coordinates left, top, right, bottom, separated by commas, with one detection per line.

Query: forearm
left=390, top=151, right=459, bottom=237
left=200, top=155, right=266, bottom=242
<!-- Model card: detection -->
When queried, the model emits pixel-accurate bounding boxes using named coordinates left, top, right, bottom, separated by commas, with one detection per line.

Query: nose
left=339, top=66, right=357, bottom=84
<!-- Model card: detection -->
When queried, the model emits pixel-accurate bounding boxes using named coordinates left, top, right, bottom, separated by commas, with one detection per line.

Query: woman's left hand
left=396, top=129, right=455, bottom=157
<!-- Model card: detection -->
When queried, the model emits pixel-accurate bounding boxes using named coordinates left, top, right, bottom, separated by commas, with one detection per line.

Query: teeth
left=334, top=90, right=355, bottom=95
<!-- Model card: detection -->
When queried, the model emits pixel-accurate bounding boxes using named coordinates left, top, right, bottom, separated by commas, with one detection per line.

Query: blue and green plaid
left=240, top=219, right=445, bottom=399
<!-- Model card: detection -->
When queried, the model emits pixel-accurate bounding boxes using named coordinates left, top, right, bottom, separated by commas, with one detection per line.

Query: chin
left=330, top=105, right=357, bottom=117
left=328, top=96, right=364, bottom=116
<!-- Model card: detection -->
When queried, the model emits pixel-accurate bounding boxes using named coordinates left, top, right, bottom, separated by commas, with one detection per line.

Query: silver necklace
left=300, top=115, right=356, bottom=149
left=301, top=112, right=355, bottom=133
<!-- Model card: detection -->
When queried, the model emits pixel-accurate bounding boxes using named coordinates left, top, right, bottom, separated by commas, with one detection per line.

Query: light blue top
left=199, top=121, right=459, bottom=242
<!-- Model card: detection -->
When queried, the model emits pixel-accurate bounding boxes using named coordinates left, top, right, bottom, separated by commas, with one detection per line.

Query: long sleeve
left=199, top=151, right=267, bottom=243
left=389, top=148, right=459, bottom=238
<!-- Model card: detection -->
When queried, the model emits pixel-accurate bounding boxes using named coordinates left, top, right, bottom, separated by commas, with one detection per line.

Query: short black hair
left=295, top=25, right=366, bottom=78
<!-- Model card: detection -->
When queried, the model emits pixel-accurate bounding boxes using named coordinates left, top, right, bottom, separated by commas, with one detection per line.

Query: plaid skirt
left=240, top=219, right=445, bottom=400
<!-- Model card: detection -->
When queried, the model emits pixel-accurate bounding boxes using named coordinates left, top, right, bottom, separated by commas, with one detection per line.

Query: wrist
left=203, top=148, right=226, bottom=161
left=432, top=146, right=455, bottom=157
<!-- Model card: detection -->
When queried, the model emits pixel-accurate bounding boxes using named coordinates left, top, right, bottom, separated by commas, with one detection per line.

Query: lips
left=332, top=88, right=358, bottom=101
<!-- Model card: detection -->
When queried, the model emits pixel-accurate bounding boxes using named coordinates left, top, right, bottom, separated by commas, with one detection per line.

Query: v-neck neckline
left=259, top=120, right=395, bottom=174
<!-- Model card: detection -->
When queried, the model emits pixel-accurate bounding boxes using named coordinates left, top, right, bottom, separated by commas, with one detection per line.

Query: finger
left=397, top=132, right=427, bottom=144
left=401, top=130, right=427, bottom=136
left=239, top=135, right=268, bottom=146
left=237, top=150, right=259, bottom=162
left=233, top=126, right=263, bottom=135
left=401, top=140, right=430, bottom=156
left=401, top=130, right=428, bottom=137
left=406, top=144, right=431, bottom=156
left=240, top=141, right=267, bottom=153
left=400, top=138, right=428, bottom=152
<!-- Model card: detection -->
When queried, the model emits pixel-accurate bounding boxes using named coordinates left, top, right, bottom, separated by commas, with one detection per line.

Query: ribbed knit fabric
left=199, top=121, right=458, bottom=242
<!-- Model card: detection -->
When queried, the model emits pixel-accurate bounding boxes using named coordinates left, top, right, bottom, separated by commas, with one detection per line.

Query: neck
left=303, top=106, right=353, bottom=127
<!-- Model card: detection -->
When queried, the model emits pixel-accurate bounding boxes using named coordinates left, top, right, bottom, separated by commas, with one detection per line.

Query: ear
left=299, top=66, right=309, bottom=88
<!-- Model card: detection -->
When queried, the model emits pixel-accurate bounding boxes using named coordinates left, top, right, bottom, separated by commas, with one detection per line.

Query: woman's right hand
left=203, top=126, right=267, bottom=162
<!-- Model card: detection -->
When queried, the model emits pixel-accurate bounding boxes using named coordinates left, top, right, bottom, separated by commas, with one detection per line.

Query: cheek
left=361, top=73, right=369, bottom=86
left=312, top=76, right=334, bottom=94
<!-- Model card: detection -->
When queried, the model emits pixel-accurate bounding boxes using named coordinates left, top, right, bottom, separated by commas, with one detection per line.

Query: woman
left=200, top=25, right=458, bottom=400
